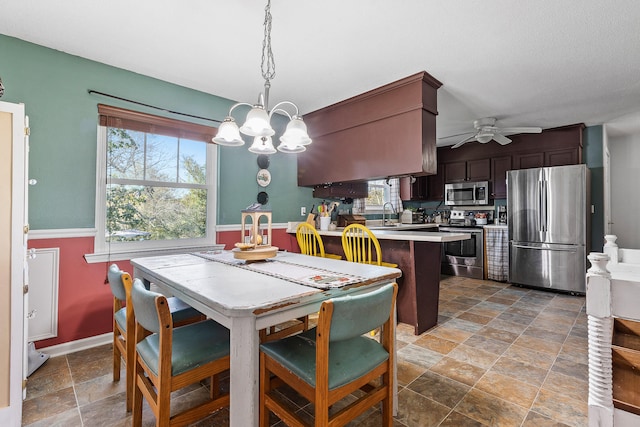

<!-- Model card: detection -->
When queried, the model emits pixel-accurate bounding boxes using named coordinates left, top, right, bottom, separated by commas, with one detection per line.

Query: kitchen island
left=288, top=224, right=470, bottom=334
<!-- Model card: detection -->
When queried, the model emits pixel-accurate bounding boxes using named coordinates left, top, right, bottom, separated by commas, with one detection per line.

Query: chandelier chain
left=261, top=0, right=276, bottom=84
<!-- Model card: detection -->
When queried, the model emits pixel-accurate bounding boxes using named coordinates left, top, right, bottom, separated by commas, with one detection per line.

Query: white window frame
left=364, top=179, right=392, bottom=213
left=87, top=125, right=218, bottom=263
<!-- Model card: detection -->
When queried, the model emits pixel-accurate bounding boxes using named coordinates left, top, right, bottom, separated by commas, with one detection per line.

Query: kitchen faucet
left=382, top=202, right=396, bottom=226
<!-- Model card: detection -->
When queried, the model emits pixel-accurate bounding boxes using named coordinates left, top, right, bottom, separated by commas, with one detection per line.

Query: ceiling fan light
left=248, top=136, right=277, bottom=154
left=240, top=105, right=275, bottom=137
left=476, top=134, right=493, bottom=143
left=212, top=117, right=245, bottom=146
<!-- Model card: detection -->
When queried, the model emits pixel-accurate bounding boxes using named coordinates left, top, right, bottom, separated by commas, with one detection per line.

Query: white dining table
left=130, top=250, right=402, bottom=427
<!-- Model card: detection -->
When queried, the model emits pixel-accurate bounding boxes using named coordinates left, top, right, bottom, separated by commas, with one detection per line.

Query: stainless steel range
left=439, top=210, right=485, bottom=279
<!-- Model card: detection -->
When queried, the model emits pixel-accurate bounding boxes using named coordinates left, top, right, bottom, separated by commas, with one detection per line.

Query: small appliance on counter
left=497, top=206, right=507, bottom=225
left=401, top=209, right=426, bottom=224
left=474, top=212, right=488, bottom=225
left=401, top=210, right=413, bottom=224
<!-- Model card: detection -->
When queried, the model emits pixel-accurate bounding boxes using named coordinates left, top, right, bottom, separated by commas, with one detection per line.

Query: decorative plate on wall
left=257, top=191, right=269, bottom=205
left=257, top=154, right=270, bottom=169
left=257, top=169, right=271, bottom=187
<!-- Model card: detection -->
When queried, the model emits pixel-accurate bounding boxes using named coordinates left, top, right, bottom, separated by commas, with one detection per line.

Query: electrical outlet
left=301, top=207, right=306, bottom=216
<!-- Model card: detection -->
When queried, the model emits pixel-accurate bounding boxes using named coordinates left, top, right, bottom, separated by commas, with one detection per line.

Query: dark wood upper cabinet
left=467, top=158, right=491, bottom=181
left=434, top=124, right=584, bottom=200
left=444, top=161, right=466, bottom=182
left=444, top=158, right=490, bottom=182
left=545, top=148, right=580, bottom=166
left=400, top=176, right=428, bottom=201
left=490, top=155, right=512, bottom=199
left=297, top=71, right=442, bottom=187
left=312, top=182, right=368, bottom=200
left=427, top=168, right=444, bottom=201
left=513, top=152, right=544, bottom=170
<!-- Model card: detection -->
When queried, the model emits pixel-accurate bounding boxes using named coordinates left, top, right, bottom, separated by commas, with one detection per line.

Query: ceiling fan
left=446, top=117, right=542, bottom=149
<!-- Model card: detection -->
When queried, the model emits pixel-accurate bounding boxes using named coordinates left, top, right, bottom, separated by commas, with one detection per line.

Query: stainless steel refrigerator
left=507, top=164, right=590, bottom=293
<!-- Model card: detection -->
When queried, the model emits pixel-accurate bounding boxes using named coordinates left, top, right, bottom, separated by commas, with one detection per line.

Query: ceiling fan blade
left=500, top=126, right=542, bottom=134
left=438, top=131, right=475, bottom=140
left=493, top=133, right=512, bottom=145
left=450, top=134, right=476, bottom=149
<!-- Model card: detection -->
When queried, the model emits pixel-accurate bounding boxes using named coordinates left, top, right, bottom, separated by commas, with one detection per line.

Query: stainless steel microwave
left=445, top=181, right=489, bottom=206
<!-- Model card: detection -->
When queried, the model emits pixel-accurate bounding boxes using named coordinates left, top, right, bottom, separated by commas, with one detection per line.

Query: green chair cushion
left=166, top=297, right=203, bottom=324
left=137, top=319, right=230, bottom=377
left=114, top=297, right=200, bottom=333
left=115, top=307, right=127, bottom=331
left=260, top=329, right=389, bottom=390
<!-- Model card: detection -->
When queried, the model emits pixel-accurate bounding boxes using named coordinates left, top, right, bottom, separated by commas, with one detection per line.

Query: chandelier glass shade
left=212, top=0, right=311, bottom=154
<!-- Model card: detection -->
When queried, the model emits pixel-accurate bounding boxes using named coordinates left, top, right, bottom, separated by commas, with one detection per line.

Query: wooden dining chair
left=107, top=264, right=205, bottom=412
left=260, top=282, right=397, bottom=427
left=130, top=278, right=231, bottom=427
left=341, top=224, right=398, bottom=268
left=296, top=222, right=342, bottom=260
left=260, top=222, right=340, bottom=343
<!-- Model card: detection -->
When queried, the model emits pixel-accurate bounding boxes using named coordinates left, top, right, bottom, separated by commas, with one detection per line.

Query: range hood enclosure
left=297, top=71, right=442, bottom=187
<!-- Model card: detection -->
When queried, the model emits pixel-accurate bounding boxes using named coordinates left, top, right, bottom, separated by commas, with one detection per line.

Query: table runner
left=193, top=251, right=365, bottom=290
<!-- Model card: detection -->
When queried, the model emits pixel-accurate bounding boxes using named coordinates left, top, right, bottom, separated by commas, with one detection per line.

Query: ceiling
left=2, top=0, right=640, bottom=145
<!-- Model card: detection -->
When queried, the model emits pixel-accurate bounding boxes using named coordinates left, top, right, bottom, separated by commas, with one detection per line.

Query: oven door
left=440, top=227, right=484, bottom=279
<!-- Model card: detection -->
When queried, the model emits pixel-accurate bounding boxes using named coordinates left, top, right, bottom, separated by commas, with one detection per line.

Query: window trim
left=364, top=179, right=392, bottom=213
left=90, top=108, right=218, bottom=261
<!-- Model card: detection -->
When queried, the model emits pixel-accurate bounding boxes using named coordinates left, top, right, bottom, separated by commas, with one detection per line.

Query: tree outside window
left=93, top=104, right=217, bottom=259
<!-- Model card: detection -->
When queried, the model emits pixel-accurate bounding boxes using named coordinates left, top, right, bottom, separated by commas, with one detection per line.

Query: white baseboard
left=36, top=332, right=112, bottom=358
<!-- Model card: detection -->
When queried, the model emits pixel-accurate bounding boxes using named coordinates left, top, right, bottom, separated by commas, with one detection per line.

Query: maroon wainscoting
left=28, top=237, right=126, bottom=348
left=216, top=228, right=300, bottom=253
left=29, top=228, right=301, bottom=348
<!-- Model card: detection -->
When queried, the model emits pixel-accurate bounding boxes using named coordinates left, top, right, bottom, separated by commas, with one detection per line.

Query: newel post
left=586, top=252, right=614, bottom=427
left=603, top=235, right=619, bottom=266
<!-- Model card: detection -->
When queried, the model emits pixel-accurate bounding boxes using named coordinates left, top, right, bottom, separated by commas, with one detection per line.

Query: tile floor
left=22, top=275, right=588, bottom=426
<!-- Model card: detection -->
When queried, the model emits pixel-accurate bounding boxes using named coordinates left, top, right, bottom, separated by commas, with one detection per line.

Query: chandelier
left=212, top=0, right=312, bottom=154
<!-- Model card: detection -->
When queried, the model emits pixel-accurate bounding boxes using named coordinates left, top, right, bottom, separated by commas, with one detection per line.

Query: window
left=364, top=180, right=390, bottom=211
left=353, top=178, right=403, bottom=214
left=91, top=105, right=218, bottom=260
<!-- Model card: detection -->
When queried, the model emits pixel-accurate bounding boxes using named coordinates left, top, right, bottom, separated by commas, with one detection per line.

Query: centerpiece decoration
left=234, top=208, right=278, bottom=261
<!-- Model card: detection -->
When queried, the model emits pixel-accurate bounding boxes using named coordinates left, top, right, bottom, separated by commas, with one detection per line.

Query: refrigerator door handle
left=512, top=244, right=578, bottom=253
left=538, top=180, right=544, bottom=232
left=541, top=179, right=547, bottom=233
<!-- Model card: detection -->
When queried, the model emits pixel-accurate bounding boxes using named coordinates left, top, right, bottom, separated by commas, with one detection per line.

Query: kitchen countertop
left=483, top=224, right=508, bottom=229
left=287, top=223, right=470, bottom=243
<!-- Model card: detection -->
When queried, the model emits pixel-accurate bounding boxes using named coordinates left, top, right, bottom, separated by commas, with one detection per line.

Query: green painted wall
left=0, top=35, right=314, bottom=228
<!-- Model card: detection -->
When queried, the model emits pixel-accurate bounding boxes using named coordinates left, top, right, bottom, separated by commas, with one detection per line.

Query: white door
left=0, top=101, right=28, bottom=426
